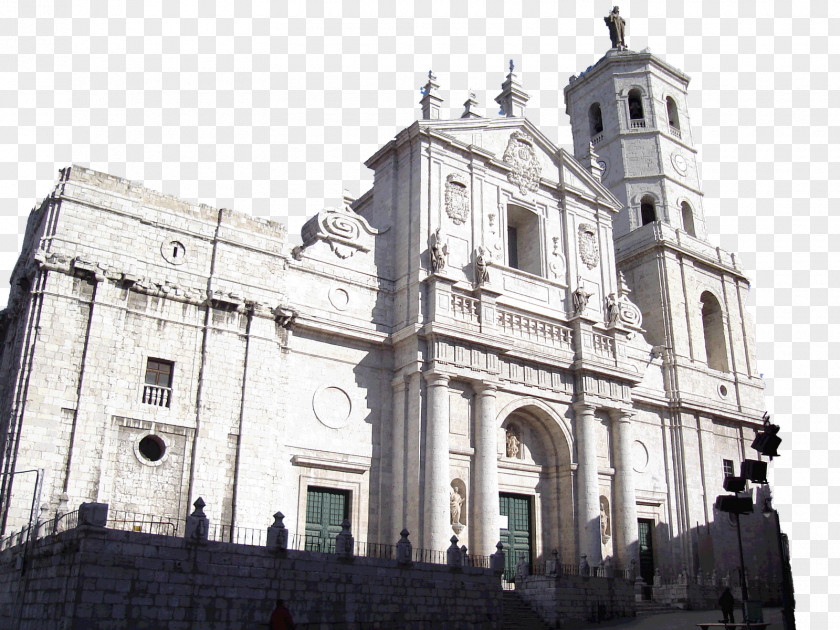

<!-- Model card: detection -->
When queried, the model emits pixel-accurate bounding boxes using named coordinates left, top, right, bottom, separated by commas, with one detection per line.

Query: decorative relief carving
left=297, top=202, right=389, bottom=260
left=312, top=385, right=352, bottom=429
left=577, top=223, right=599, bottom=270
left=606, top=271, right=643, bottom=331
left=549, top=236, right=566, bottom=281
left=444, top=173, right=470, bottom=225
left=503, top=131, right=541, bottom=195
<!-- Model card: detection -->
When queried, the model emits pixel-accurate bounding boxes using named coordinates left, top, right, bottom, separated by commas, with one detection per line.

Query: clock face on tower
left=598, top=159, right=608, bottom=178
left=672, top=153, right=688, bottom=175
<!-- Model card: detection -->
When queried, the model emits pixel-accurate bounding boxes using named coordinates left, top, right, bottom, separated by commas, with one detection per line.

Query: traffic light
left=723, top=475, right=746, bottom=493
left=751, top=413, right=781, bottom=460
left=715, top=494, right=753, bottom=515
left=741, top=459, right=768, bottom=484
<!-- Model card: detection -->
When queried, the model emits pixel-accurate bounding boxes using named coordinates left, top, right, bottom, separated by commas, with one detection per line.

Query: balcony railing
left=591, top=132, right=604, bottom=145
left=669, top=125, right=682, bottom=138
left=450, top=293, right=480, bottom=324
left=142, top=384, right=171, bottom=408
left=497, top=309, right=573, bottom=351
left=630, top=119, right=646, bottom=129
left=591, top=332, right=616, bottom=359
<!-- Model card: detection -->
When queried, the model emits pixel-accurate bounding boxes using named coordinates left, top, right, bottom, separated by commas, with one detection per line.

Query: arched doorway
left=493, top=401, right=573, bottom=578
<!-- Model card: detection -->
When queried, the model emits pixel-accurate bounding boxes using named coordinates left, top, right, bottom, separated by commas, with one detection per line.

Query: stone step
left=502, top=590, right=550, bottom=630
left=635, top=600, right=680, bottom=615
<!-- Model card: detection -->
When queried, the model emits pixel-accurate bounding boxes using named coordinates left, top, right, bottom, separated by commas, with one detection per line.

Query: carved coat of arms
left=502, top=131, right=541, bottom=195
left=444, top=173, right=470, bottom=225
left=578, top=223, right=600, bottom=270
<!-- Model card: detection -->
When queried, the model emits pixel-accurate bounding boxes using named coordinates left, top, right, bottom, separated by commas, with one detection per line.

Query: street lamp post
left=763, top=496, right=796, bottom=630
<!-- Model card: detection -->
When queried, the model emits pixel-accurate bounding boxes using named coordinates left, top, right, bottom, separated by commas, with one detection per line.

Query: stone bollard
left=460, top=544, right=468, bottom=566
left=185, top=497, right=209, bottom=543
left=266, top=512, right=288, bottom=551
left=653, top=567, right=662, bottom=587
left=396, top=529, right=413, bottom=566
left=78, top=502, right=109, bottom=528
left=446, top=536, right=462, bottom=569
left=490, top=541, right=505, bottom=575
left=604, top=556, right=613, bottom=578
left=634, top=574, right=645, bottom=602
left=334, top=519, right=354, bottom=560
left=34, top=503, right=50, bottom=540
left=579, top=554, right=590, bottom=577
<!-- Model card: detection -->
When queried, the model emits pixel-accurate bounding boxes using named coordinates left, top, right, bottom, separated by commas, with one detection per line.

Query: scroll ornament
left=296, top=203, right=389, bottom=260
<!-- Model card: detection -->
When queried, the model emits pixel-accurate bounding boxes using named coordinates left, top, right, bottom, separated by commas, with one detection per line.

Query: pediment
left=420, top=118, right=620, bottom=211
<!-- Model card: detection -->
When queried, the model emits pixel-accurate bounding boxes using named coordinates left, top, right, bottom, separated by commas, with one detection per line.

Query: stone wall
left=0, top=525, right=502, bottom=629
left=517, top=573, right=635, bottom=628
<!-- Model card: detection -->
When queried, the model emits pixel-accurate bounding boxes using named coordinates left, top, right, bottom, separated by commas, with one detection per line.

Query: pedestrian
left=718, top=586, right=735, bottom=624
left=269, top=598, right=295, bottom=630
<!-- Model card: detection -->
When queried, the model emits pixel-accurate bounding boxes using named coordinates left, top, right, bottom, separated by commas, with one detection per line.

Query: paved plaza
left=563, top=607, right=784, bottom=630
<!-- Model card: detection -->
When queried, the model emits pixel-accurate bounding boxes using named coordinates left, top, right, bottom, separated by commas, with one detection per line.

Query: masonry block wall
left=0, top=526, right=502, bottom=630
left=517, top=573, right=635, bottom=627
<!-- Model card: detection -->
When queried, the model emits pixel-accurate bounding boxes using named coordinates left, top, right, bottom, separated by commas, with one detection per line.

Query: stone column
left=472, top=381, right=499, bottom=556
left=390, top=376, right=407, bottom=536
left=574, top=402, right=602, bottom=565
left=423, top=372, right=451, bottom=551
left=611, top=408, right=639, bottom=572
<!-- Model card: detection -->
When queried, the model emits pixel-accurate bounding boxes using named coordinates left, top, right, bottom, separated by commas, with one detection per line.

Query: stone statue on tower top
left=604, top=6, right=627, bottom=50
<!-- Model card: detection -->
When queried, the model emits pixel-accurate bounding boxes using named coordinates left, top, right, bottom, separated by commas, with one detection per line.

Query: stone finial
left=420, top=70, right=443, bottom=120
left=494, top=60, right=529, bottom=117
left=185, top=497, right=209, bottom=542
left=342, top=189, right=355, bottom=211
left=461, top=91, right=482, bottom=119
left=266, top=511, right=289, bottom=551
left=335, top=519, right=354, bottom=560
left=604, top=556, right=614, bottom=578
left=548, top=549, right=560, bottom=576
left=653, top=567, right=662, bottom=587
left=396, top=529, right=413, bottom=566
left=446, top=535, right=462, bottom=568
left=490, top=541, right=505, bottom=574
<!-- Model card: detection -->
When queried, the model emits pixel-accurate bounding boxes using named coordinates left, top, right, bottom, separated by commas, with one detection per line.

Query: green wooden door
left=305, top=487, right=349, bottom=552
left=500, top=493, right=532, bottom=581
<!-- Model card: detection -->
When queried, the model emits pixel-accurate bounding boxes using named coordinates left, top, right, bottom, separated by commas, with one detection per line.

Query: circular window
left=718, top=384, right=729, bottom=399
left=138, top=435, right=166, bottom=463
left=161, top=240, right=187, bottom=265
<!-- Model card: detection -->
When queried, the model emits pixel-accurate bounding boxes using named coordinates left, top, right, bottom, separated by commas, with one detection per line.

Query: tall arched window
left=640, top=196, right=656, bottom=225
left=589, top=103, right=604, bottom=137
left=666, top=97, right=680, bottom=131
left=700, top=292, right=729, bottom=372
left=681, top=201, right=696, bottom=237
left=628, top=89, right=645, bottom=126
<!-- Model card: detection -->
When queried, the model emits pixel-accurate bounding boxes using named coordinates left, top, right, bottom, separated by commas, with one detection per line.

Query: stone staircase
left=502, top=590, right=550, bottom=630
left=634, top=599, right=680, bottom=615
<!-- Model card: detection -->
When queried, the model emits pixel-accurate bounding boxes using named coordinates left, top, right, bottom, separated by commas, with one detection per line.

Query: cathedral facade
left=0, top=46, right=777, bottom=585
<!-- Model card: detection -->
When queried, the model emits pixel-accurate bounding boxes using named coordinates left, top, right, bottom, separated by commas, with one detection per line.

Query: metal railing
left=106, top=509, right=178, bottom=536
left=0, top=508, right=79, bottom=551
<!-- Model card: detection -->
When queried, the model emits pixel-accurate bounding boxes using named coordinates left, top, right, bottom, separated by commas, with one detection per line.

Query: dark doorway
left=500, top=493, right=533, bottom=582
left=305, top=487, right=349, bottom=552
left=638, top=518, right=655, bottom=587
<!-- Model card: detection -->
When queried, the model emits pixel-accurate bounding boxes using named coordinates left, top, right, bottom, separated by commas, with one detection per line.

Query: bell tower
left=564, top=48, right=705, bottom=241
left=564, top=45, right=765, bottom=418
